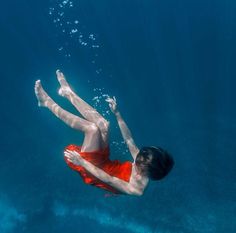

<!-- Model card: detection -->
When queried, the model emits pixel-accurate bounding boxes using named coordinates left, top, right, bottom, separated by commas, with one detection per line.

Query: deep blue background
left=0, top=0, right=235, bottom=232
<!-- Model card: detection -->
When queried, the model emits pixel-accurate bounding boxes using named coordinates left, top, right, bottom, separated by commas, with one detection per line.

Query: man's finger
left=105, top=99, right=112, bottom=103
left=65, top=149, right=73, bottom=153
left=72, top=151, right=80, bottom=156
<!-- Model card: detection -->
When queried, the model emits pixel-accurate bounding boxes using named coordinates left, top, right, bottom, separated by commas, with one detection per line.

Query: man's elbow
left=132, top=190, right=143, bottom=196
left=133, top=191, right=143, bottom=196
left=128, top=187, right=143, bottom=196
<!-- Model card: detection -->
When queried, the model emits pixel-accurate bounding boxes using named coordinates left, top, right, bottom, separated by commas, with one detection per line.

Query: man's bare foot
left=34, top=80, right=51, bottom=107
left=56, top=70, right=73, bottom=97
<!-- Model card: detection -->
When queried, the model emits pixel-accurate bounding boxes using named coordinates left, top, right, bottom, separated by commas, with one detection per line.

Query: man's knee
left=85, top=123, right=100, bottom=135
left=98, top=120, right=110, bottom=132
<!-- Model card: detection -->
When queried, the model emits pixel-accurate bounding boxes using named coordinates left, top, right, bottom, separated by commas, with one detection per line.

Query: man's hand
left=64, top=150, right=83, bottom=165
left=105, top=96, right=118, bottom=114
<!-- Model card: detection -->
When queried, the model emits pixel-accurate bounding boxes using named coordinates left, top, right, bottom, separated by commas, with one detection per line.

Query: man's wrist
left=115, top=111, right=120, bottom=117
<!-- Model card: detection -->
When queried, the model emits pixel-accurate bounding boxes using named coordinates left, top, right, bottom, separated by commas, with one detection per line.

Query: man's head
left=135, top=146, right=174, bottom=180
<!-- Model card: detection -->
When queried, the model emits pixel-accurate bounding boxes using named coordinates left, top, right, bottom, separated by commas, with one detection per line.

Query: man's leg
left=34, top=80, right=103, bottom=152
left=56, top=70, right=109, bottom=147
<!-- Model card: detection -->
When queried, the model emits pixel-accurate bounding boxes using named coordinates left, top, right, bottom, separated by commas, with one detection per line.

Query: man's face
left=135, top=153, right=152, bottom=175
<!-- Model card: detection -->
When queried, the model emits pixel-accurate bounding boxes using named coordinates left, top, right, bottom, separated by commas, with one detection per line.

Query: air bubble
left=63, top=0, right=69, bottom=5
left=71, top=29, right=78, bottom=33
left=49, top=0, right=102, bottom=62
left=89, top=34, right=96, bottom=41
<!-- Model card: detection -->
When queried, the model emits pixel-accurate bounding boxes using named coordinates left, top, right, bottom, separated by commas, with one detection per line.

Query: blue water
left=0, top=0, right=235, bottom=232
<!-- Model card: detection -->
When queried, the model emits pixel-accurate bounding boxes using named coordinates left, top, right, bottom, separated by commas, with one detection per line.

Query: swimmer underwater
left=34, top=70, right=174, bottom=196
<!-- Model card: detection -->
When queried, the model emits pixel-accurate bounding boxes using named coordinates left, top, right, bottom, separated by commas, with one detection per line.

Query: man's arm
left=106, top=97, right=140, bottom=160
left=115, top=111, right=140, bottom=160
left=64, top=150, right=142, bottom=196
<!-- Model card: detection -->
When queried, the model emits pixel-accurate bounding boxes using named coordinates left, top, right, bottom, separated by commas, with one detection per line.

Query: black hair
left=135, top=146, right=174, bottom=180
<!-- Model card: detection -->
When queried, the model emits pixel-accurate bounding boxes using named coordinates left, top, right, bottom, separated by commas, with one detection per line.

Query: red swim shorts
left=64, top=144, right=132, bottom=194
